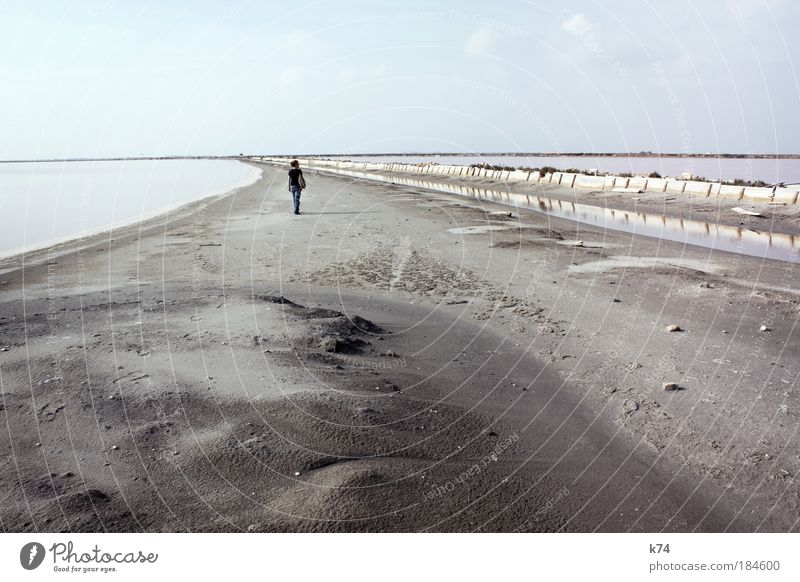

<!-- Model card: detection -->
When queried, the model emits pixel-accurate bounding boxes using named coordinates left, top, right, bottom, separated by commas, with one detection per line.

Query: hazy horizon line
left=3, top=151, right=800, bottom=164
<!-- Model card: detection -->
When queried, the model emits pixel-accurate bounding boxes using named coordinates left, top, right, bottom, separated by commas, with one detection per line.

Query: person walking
left=287, top=159, right=306, bottom=215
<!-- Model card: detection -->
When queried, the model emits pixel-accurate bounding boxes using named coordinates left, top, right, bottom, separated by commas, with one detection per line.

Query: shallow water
left=331, top=155, right=800, bottom=185
left=0, top=159, right=260, bottom=257
left=331, top=168, right=800, bottom=264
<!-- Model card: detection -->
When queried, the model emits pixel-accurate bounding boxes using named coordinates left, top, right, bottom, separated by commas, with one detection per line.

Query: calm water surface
left=0, top=159, right=260, bottom=257
left=332, top=168, right=800, bottom=264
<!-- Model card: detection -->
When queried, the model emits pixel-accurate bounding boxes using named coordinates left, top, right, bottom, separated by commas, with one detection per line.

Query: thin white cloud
left=561, top=13, right=592, bottom=36
left=278, top=66, right=307, bottom=86
left=278, top=29, right=323, bottom=60
left=336, top=68, right=357, bottom=84
left=464, top=28, right=492, bottom=53
left=282, top=30, right=311, bottom=47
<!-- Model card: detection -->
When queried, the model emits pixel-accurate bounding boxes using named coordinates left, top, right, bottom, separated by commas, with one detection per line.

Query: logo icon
left=20, top=542, right=46, bottom=570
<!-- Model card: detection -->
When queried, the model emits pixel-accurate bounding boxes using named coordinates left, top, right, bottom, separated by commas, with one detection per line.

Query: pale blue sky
left=0, top=0, right=798, bottom=159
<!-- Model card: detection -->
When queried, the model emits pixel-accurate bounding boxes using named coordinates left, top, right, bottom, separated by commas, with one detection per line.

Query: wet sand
left=1, top=162, right=798, bottom=532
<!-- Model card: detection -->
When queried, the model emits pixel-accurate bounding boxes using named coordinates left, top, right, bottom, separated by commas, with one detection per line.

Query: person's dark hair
left=290, top=159, right=300, bottom=168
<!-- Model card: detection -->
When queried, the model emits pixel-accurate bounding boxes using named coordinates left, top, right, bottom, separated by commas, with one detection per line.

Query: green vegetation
left=469, top=163, right=515, bottom=171
left=721, top=178, right=770, bottom=188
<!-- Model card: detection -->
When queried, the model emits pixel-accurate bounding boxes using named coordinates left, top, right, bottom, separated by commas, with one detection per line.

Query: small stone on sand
left=319, top=336, right=338, bottom=352
left=622, top=399, right=639, bottom=413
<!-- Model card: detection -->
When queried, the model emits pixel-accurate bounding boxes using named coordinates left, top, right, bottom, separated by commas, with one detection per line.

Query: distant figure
left=288, top=160, right=306, bottom=215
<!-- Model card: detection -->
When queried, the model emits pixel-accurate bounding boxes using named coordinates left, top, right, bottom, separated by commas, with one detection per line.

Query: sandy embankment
left=1, top=162, right=798, bottom=532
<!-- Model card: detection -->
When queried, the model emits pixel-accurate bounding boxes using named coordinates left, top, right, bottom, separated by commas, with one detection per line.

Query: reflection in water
left=328, top=168, right=800, bottom=264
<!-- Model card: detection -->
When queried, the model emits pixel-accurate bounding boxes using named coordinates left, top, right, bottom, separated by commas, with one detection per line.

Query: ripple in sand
left=447, top=225, right=510, bottom=235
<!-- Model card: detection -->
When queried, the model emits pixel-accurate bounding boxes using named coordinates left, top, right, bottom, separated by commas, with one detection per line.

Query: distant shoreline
left=2, top=152, right=800, bottom=163
left=311, top=152, right=800, bottom=159
left=0, top=155, right=235, bottom=164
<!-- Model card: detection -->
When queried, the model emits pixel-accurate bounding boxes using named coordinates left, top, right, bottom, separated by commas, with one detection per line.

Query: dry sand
left=1, top=161, right=798, bottom=532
